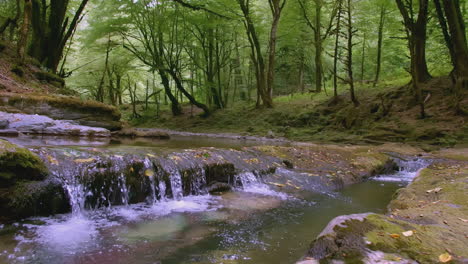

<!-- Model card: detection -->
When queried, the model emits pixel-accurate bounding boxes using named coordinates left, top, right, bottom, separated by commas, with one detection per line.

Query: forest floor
left=130, top=77, right=468, bottom=149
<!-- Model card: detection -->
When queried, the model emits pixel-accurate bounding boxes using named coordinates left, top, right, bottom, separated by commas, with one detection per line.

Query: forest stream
left=0, top=136, right=429, bottom=264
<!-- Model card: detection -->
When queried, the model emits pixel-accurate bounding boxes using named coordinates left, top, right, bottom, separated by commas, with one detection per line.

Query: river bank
left=300, top=148, right=468, bottom=264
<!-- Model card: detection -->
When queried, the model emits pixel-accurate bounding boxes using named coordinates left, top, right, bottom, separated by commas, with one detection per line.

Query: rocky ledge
left=0, top=93, right=122, bottom=130
left=0, top=111, right=111, bottom=137
left=299, top=149, right=468, bottom=264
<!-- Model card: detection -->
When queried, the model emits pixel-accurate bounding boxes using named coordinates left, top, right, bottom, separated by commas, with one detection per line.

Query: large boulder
left=0, top=139, right=48, bottom=187
left=0, top=93, right=122, bottom=130
left=0, top=140, right=69, bottom=221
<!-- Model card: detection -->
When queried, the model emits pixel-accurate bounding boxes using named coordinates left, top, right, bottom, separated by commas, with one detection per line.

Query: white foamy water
left=373, top=158, right=430, bottom=182
left=36, top=216, right=99, bottom=254
left=237, top=172, right=289, bottom=200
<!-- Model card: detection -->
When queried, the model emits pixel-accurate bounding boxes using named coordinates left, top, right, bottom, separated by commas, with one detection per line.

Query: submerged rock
left=0, top=111, right=111, bottom=137
left=207, top=182, right=232, bottom=194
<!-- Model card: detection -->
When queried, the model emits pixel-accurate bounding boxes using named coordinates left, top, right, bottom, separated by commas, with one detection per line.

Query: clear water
left=0, top=177, right=406, bottom=264
left=0, top=137, right=427, bottom=264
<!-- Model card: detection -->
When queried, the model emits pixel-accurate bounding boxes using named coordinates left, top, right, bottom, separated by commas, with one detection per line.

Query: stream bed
left=0, top=136, right=428, bottom=264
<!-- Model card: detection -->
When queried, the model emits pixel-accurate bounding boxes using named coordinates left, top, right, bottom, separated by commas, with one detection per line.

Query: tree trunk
left=266, top=0, right=286, bottom=107
left=314, top=2, right=323, bottom=93
left=396, top=0, right=431, bottom=118
left=346, top=0, right=359, bottom=106
left=374, top=5, right=385, bottom=87
left=168, top=69, right=211, bottom=117
left=360, top=32, right=366, bottom=81
left=159, top=69, right=182, bottom=116
left=29, top=0, right=88, bottom=72
left=333, top=0, right=343, bottom=101
left=17, top=0, right=32, bottom=63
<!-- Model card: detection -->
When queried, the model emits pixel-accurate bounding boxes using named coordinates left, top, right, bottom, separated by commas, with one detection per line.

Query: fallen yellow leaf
left=144, top=169, right=154, bottom=177
left=390, top=234, right=400, bottom=239
left=268, top=182, right=286, bottom=188
left=47, top=155, right=59, bottom=165
left=438, top=253, right=452, bottom=263
left=74, top=158, right=95, bottom=163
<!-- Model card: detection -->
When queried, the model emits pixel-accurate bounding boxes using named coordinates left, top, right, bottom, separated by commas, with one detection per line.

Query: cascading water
left=373, top=158, right=430, bottom=182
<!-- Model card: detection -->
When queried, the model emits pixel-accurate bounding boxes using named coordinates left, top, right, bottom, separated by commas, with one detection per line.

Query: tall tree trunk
left=374, top=5, right=386, bottom=87
left=346, top=0, right=359, bottom=106
left=360, top=32, right=366, bottom=81
left=314, top=2, right=323, bottom=93
left=396, top=0, right=431, bottom=118
left=17, top=0, right=32, bottom=63
left=265, top=0, right=286, bottom=107
left=333, top=0, right=343, bottom=101
left=29, top=0, right=88, bottom=72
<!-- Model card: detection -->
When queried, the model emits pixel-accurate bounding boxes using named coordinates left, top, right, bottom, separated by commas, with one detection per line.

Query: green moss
left=0, top=140, right=48, bottom=187
left=7, top=94, right=121, bottom=120
left=34, top=71, right=65, bottom=87
left=11, top=64, right=24, bottom=77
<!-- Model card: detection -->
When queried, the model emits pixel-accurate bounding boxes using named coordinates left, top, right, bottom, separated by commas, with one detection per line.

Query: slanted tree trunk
left=374, top=5, right=386, bottom=87
left=168, top=69, right=211, bottom=117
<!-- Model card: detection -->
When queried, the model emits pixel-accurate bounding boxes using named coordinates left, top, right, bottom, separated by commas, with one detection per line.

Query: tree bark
left=395, top=0, right=431, bottom=118
left=346, top=0, right=358, bottom=106
left=374, top=5, right=386, bottom=87
left=333, top=0, right=343, bottom=101
left=17, top=0, right=31, bottom=63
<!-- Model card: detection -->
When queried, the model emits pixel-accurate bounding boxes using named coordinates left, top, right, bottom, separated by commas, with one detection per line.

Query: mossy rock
left=0, top=140, right=48, bottom=187
left=34, top=71, right=65, bottom=87
left=0, top=180, right=70, bottom=220
left=11, top=64, right=25, bottom=77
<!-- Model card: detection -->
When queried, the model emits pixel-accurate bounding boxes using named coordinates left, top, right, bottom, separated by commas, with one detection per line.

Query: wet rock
left=0, top=129, right=19, bottom=136
left=0, top=140, right=66, bottom=222
left=0, top=119, right=8, bottom=129
left=207, top=182, right=232, bottom=194
left=0, top=139, right=48, bottom=187
left=0, top=93, right=122, bottom=130
left=0, top=179, right=69, bottom=220
left=0, top=111, right=111, bottom=137
left=266, top=130, right=275, bottom=139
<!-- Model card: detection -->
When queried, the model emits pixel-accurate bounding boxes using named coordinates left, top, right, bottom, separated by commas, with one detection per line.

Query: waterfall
left=117, top=173, right=129, bottom=206
left=373, top=158, right=430, bottom=182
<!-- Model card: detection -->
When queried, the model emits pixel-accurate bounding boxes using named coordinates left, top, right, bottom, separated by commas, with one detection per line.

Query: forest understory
left=130, top=77, right=468, bottom=148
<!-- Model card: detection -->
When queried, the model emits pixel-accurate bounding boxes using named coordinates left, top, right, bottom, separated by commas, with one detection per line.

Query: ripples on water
left=0, top=156, right=429, bottom=264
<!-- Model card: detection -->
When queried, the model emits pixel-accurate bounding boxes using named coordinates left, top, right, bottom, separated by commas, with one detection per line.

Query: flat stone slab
left=0, top=111, right=110, bottom=137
